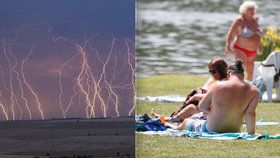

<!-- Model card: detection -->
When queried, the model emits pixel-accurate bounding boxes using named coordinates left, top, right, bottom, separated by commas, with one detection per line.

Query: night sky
left=0, top=0, right=135, bottom=120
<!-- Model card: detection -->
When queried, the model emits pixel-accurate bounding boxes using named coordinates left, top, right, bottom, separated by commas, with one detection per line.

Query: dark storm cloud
left=0, top=0, right=135, bottom=38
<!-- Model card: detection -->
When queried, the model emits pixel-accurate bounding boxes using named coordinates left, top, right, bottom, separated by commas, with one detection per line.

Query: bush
left=257, top=26, right=280, bottom=61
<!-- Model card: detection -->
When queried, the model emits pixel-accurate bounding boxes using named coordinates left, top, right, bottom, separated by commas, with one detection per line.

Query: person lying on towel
left=165, top=59, right=259, bottom=135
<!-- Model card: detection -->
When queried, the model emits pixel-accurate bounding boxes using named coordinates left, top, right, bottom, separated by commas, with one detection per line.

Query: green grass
left=136, top=74, right=280, bottom=158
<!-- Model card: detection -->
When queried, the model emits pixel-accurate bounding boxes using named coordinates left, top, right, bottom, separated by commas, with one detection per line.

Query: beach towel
left=136, top=114, right=279, bottom=127
left=137, top=128, right=280, bottom=140
left=136, top=114, right=280, bottom=140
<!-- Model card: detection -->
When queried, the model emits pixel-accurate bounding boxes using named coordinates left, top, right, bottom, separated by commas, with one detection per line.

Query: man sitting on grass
left=165, top=59, right=259, bottom=135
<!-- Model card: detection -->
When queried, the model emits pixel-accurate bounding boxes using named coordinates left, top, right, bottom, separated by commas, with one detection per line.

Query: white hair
left=239, top=1, right=257, bottom=14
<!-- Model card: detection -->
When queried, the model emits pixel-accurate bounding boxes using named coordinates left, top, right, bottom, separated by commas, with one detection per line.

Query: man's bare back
left=201, top=77, right=258, bottom=133
left=199, top=60, right=259, bottom=134
left=164, top=60, right=259, bottom=134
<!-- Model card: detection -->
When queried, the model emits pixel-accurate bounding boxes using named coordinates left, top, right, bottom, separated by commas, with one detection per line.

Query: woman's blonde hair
left=239, top=1, right=257, bottom=14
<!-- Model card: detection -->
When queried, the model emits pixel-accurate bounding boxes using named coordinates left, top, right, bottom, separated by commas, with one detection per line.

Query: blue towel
left=137, top=128, right=280, bottom=140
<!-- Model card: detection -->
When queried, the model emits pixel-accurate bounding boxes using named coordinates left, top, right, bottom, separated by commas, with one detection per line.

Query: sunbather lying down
left=164, top=60, right=259, bottom=135
left=151, top=57, right=228, bottom=123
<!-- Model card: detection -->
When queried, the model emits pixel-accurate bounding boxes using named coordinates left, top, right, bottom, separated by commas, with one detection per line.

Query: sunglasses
left=209, top=69, right=217, bottom=75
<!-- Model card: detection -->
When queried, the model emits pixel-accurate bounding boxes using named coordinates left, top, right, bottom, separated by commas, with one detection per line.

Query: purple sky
left=0, top=0, right=135, bottom=120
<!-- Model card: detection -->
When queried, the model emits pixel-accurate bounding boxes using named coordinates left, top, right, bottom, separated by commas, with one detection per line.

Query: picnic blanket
left=137, top=128, right=280, bottom=140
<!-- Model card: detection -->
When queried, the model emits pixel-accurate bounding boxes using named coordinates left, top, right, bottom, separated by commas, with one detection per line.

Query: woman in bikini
left=224, top=1, right=262, bottom=81
left=151, top=57, right=228, bottom=122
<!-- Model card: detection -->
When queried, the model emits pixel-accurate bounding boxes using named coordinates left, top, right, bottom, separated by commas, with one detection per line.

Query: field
left=136, top=74, right=280, bottom=158
left=0, top=117, right=134, bottom=158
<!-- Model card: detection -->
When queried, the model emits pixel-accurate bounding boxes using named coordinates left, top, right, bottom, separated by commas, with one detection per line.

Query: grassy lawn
left=136, top=74, right=280, bottom=158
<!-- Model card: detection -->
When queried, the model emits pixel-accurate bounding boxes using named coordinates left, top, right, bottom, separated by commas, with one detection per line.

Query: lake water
left=137, top=0, right=280, bottom=77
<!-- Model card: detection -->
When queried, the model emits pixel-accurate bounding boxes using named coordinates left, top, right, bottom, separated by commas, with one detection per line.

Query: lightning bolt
left=8, top=43, right=32, bottom=119
left=94, top=39, right=117, bottom=117
left=103, top=39, right=120, bottom=117
left=74, top=43, right=95, bottom=118
left=0, top=98, right=9, bottom=120
left=58, top=51, right=80, bottom=118
left=2, top=40, right=16, bottom=120
left=64, top=84, right=78, bottom=118
left=0, top=25, right=135, bottom=120
left=21, top=46, right=45, bottom=120
left=0, top=79, right=9, bottom=120
left=125, top=39, right=136, bottom=116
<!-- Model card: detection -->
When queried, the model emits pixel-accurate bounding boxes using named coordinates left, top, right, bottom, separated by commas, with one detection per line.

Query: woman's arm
left=202, top=77, right=213, bottom=90
left=224, top=17, right=242, bottom=56
left=257, top=44, right=263, bottom=55
left=255, top=16, right=263, bottom=55
left=189, top=93, right=205, bottom=102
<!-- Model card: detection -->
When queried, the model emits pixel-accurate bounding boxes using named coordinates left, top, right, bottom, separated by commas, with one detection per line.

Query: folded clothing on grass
left=135, top=114, right=166, bottom=132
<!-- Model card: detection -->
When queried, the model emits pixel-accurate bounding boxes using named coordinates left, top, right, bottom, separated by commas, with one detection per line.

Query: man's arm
left=245, top=91, right=259, bottom=135
left=198, top=87, right=214, bottom=112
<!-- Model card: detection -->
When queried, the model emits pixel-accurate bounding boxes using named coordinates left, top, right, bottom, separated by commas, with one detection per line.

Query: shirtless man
left=165, top=59, right=259, bottom=135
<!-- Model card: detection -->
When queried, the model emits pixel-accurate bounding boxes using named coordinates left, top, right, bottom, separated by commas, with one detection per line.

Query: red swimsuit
left=233, top=43, right=257, bottom=58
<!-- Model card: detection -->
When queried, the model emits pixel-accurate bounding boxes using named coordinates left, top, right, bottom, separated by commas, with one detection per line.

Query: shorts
left=186, top=119, right=210, bottom=132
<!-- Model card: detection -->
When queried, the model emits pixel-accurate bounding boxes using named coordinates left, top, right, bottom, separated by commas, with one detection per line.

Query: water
left=137, top=0, right=280, bottom=77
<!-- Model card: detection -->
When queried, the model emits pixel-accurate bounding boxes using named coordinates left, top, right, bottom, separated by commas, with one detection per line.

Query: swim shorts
left=186, top=119, right=210, bottom=132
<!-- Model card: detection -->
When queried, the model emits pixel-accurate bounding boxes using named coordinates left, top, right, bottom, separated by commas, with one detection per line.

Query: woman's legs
left=172, top=104, right=200, bottom=120
left=234, top=49, right=247, bottom=64
left=235, top=50, right=252, bottom=80
left=246, top=55, right=256, bottom=81
left=164, top=118, right=191, bottom=130
left=151, top=104, right=200, bottom=122
left=151, top=109, right=173, bottom=121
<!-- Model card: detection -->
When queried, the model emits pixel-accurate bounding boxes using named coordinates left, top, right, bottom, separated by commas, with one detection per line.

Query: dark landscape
left=0, top=117, right=135, bottom=158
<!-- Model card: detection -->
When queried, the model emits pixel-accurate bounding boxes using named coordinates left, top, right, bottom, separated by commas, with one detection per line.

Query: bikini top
left=238, top=19, right=263, bottom=38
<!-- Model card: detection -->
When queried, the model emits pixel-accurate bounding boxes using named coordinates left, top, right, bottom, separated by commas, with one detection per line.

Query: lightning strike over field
left=0, top=24, right=135, bottom=120
left=3, top=41, right=16, bottom=120
left=0, top=0, right=135, bottom=121
left=0, top=26, right=135, bottom=120
left=21, top=46, right=45, bottom=120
